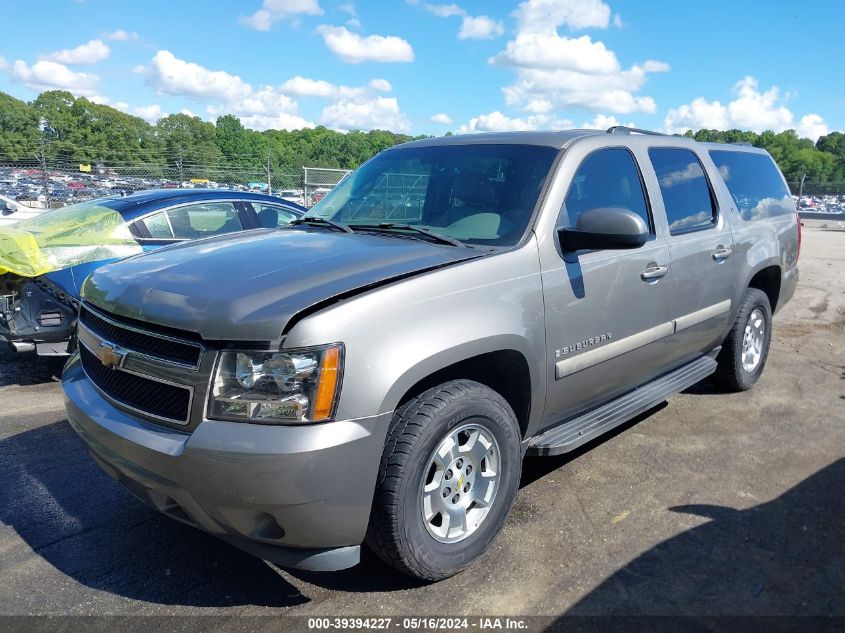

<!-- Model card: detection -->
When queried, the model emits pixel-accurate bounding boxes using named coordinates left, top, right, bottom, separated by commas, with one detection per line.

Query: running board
left=527, top=355, right=718, bottom=456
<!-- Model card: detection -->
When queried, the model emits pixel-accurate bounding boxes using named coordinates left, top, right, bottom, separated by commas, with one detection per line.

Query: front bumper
left=1, top=277, right=76, bottom=356
left=62, top=356, right=392, bottom=571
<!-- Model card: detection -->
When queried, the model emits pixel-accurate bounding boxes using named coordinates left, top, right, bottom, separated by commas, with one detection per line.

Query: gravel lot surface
left=1, top=226, right=842, bottom=628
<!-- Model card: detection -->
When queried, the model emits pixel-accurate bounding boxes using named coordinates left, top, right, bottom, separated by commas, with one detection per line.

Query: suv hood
left=82, top=228, right=480, bottom=342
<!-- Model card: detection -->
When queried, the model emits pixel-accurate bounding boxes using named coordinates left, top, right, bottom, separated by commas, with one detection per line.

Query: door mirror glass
left=558, top=206, right=649, bottom=251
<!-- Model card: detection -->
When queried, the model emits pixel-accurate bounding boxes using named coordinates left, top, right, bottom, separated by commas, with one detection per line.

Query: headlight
left=209, top=344, right=343, bottom=424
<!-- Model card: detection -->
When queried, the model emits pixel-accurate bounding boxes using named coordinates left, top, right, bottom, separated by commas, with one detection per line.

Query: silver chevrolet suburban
left=62, top=127, right=800, bottom=581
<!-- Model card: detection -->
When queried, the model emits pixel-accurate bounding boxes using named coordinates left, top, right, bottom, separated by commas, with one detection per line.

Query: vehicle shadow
left=0, top=347, right=66, bottom=387
left=0, top=420, right=307, bottom=608
left=548, top=458, right=845, bottom=623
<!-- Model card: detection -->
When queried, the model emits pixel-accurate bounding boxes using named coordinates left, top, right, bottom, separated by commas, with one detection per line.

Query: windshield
left=305, top=143, right=558, bottom=247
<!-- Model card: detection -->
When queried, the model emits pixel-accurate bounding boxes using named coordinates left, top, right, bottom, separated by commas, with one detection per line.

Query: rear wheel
left=366, top=380, right=521, bottom=581
left=714, top=288, right=772, bottom=391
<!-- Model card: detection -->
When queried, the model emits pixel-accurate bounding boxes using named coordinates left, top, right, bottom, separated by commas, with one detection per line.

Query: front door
left=540, top=146, right=672, bottom=426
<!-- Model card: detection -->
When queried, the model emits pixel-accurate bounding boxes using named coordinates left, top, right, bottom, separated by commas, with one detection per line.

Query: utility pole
left=265, top=154, right=273, bottom=195
left=176, top=149, right=184, bottom=183
left=37, top=118, right=51, bottom=209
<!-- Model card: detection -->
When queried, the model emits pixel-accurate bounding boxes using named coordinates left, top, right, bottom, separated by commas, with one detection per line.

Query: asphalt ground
left=0, top=225, right=842, bottom=630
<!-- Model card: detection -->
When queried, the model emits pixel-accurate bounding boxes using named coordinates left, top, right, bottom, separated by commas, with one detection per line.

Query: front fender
left=283, top=242, right=547, bottom=432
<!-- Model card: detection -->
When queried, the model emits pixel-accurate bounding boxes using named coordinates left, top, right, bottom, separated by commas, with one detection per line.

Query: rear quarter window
left=708, top=150, right=794, bottom=221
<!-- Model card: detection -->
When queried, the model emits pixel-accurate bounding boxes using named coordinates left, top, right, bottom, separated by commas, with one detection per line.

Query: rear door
left=541, top=145, right=673, bottom=424
left=644, top=147, right=735, bottom=361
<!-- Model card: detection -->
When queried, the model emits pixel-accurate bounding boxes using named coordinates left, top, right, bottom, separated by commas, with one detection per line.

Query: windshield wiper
left=349, top=222, right=467, bottom=248
left=290, top=216, right=354, bottom=233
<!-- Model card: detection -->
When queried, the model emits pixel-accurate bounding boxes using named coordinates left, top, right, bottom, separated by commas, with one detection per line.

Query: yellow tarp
left=0, top=201, right=143, bottom=278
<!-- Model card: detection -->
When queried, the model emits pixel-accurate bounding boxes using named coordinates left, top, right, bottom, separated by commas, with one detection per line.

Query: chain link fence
left=302, top=167, right=352, bottom=207
left=0, top=154, right=351, bottom=209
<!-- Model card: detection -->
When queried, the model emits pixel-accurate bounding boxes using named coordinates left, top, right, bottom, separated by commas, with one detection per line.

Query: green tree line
left=0, top=90, right=420, bottom=182
left=2, top=90, right=844, bottom=190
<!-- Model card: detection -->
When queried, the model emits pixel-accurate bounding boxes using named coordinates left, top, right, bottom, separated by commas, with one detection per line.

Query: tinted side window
left=252, top=203, right=299, bottom=228
left=709, top=150, right=793, bottom=221
left=139, top=212, right=172, bottom=238
left=648, top=148, right=717, bottom=235
left=165, top=202, right=242, bottom=239
left=562, top=148, right=651, bottom=231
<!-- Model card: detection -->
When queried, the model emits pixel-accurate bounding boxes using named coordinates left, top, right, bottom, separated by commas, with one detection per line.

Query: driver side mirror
left=558, top=206, right=648, bottom=252
left=2, top=203, right=16, bottom=215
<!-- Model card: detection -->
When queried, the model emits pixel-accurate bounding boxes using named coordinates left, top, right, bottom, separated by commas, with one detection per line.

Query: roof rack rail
left=606, top=126, right=667, bottom=136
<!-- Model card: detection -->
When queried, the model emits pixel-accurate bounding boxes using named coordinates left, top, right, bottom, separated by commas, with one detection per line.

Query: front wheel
left=365, top=380, right=522, bottom=581
left=713, top=288, right=773, bottom=391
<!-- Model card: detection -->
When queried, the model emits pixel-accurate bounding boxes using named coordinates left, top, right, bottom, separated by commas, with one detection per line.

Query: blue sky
left=1, top=0, right=842, bottom=140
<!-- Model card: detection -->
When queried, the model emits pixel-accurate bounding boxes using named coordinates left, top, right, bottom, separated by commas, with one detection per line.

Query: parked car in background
left=0, top=189, right=304, bottom=356
left=62, top=129, right=798, bottom=581
left=0, top=194, right=49, bottom=227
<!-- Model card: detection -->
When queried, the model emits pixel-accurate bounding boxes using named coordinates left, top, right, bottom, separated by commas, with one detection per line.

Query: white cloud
left=146, top=50, right=251, bottom=101
left=42, top=39, right=110, bottom=65
left=513, top=0, right=612, bottom=33
left=322, top=97, right=410, bottom=131
left=240, top=112, right=315, bottom=131
left=133, top=104, right=163, bottom=123
left=346, top=17, right=362, bottom=28
left=103, top=29, right=139, bottom=41
left=457, top=111, right=573, bottom=133
left=368, top=78, right=392, bottom=92
left=501, top=64, right=665, bottom=115
left=114, top=101, right=129, bottom=112
left=12, top=59, right=99, bottom=95
left=423, top=3, right=465, bottom=17
left=89, top=95, right=110, bottom=104
left=524, top=98, right=553, bottom=113
left=180, top=108, right=196, bottom=117
left=241, top=0, right=323, bottom=31
left=338, top=3, right=356, bottom=15
left=797, top=114, right=828, bottom=142
left=664, top=76, right=830, bottom=141
left=207, top=86, right=314, bottom=131
left=430, top=112, right=454, bottom=124
left=490, top=1, right=668, bottom=116
left=279, top=75, right=370, bottom=100
left=581, top=114, right=634, bottom=129
left=0, top=56, right=7, bottom=71
left=491, top=33, right=619, bottom=73
left=727, top=76, right=792, bottom=131
left=459, top=15, right=504, bottom=40
left=417, top=3, right=503, bottom=40
left=316, top=25, right=414, bottom=63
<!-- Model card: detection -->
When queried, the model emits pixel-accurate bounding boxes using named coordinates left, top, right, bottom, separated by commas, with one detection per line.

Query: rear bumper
left=62, top=356, right=392, bottom=571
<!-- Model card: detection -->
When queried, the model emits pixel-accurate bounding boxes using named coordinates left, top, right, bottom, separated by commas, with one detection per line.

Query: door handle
left=640, top=265, right=669, bottom=282
left=712, top=247, right=732, bottom=262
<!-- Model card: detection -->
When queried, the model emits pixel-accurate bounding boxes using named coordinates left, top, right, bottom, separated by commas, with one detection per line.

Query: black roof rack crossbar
left=606, top=126, right=667, bottom=136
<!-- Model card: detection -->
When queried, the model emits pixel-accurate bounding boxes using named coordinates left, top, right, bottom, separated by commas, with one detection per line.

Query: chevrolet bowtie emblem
left=95, top=342, right=127, bottom=370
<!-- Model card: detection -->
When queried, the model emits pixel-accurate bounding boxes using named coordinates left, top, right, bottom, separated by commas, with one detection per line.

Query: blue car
left=0, top=189, right=304, bottom=357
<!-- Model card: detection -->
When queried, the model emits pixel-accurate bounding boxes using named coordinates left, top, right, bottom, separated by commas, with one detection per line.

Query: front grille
left=79, top=306, right=201, bottom=366
left=80, top=344, right=191, bottom=422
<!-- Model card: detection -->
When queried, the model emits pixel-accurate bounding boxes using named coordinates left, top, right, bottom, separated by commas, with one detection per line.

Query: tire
left=365, top=380, right=522, bottom=581
left=713, top=288, right=773, bottom=391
